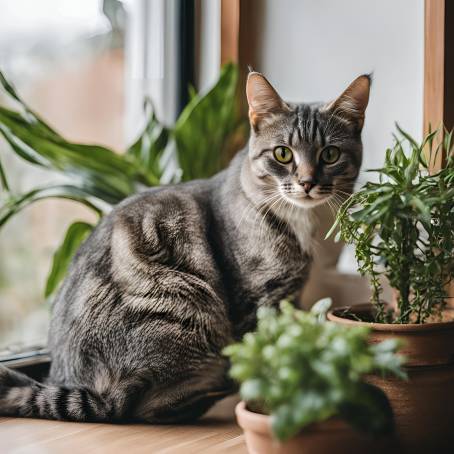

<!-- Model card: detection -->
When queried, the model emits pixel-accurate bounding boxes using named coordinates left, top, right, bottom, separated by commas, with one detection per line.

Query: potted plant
left=326, top=126, right=454, bottom=451
left=224, top=299, right=405, bottom=454
left=0, top=64, right=246, bottom=297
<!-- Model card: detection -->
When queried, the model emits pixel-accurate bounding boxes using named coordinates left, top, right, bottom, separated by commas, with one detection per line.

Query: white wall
left=253, top=0, right=424, bottom=174
left=253, top=0, right=424, bottom=279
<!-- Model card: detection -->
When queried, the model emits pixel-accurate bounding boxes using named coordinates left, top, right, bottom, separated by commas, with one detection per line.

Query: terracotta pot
left=328, top=304, right=454, bottom=453
left=235, top=401, right=397, bottom=454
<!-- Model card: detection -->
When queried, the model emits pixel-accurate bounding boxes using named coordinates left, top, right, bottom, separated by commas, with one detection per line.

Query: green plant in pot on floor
left=326, top=126, right=454, bottom=452
left=224, top=299, right=405, bottom=454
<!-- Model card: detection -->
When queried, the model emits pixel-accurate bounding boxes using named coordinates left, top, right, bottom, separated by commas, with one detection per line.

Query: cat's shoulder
left=107, top=182, right=213, bottom=237
left=115, top=184, right=200, bottom=213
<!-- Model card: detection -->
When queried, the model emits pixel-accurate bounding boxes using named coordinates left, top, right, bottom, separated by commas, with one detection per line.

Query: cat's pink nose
left=301, top=181, right=315, bottom=194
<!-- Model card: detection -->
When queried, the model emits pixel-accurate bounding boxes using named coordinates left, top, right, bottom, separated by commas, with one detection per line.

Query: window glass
left=0, top=0, right=126, bottom=357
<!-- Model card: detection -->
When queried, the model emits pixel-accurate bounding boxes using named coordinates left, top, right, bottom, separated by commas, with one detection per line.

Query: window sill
left=0, top=394, right=246, bottom=453
left=0, top=349, right=49, bottom=368
left=0, top=350, right=50, bottom=381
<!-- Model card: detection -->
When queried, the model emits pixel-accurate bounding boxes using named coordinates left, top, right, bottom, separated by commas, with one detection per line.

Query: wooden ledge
left=0, top=395, right=246, bottom=454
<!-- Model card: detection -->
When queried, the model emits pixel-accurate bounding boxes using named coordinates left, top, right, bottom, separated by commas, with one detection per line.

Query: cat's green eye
left=320, top=146, right=340, bottom=164
left=273, top=146, right=293, bottom=164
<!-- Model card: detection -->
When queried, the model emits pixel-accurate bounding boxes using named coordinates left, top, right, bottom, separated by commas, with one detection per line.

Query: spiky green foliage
left=328, top=126, right=454, bottom=323
left=224, top=300, right=405, bottom=441
left=0, top=63, right=245, bottom=296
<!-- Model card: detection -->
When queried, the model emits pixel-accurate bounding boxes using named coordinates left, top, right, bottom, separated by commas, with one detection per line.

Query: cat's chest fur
left=281, top=207, right=316, bottom=254
left=222, top=200, right=315, bottom=336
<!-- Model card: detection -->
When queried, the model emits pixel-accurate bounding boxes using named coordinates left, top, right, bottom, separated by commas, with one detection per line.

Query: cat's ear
left=246, top=72, right=289, bottom=129
left=325, top=74, right=371, bottom=130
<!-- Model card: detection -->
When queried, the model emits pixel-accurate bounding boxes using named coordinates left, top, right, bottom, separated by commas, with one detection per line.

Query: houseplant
left=0, top=63, right=246, bottom=297
left=326, top=126, right=454, bottom=451
left=224, top=299, right=405, bottom=454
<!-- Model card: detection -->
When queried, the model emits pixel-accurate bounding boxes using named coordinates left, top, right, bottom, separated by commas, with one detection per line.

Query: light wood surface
left=0, top=395, right=247, bottom=454
left=423, top=0, right=454, bottom=302
left=423, top=0, right=445, bottom=147
left=221, top=0, right=241, bottom=65
left=423, top=0, right=454, bottom=166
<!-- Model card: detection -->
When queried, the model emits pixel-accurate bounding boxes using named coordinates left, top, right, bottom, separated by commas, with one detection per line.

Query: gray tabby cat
left=0, top=72, right=369, bottom=422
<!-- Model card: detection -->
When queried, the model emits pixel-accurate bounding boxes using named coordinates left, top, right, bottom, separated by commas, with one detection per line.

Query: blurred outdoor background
left=0, top=0, right=125, bottom=354
left=0, top=0, right=423, bottom=357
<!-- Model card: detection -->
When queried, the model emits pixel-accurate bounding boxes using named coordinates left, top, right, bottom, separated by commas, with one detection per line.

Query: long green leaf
left=0, top=107, right=137, bottom=174
left=0, top=74, right=149, bottom=201
left=0, top=121, right=51, bottom=167
left=395, top=123, right=419, bottom=150
left=0, top=152, right=9, bottom=191
left=0, top=113, right=137, bottom=202
left=0, top=185, right=103, bottom=227
left=45, top=221, right=94, bottom=297
left=174, top=63, right=239, bottom=181
left=127, top=99, right=168, bottom=185
left=0, top=70, right=61, bottom=138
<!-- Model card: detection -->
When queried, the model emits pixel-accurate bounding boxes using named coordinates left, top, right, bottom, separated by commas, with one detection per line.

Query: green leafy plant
left=224, top=300, right=405, bottom=441
left=0, top=63, right=246, bottom=296
left=328, top=126, right=454, bottom=323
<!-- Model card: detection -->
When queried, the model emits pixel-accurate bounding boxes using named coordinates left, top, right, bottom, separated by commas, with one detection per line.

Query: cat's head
left=245, top=72, right=370, bottom=208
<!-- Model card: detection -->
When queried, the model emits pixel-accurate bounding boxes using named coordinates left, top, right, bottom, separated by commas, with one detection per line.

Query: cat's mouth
left=280, top=190, right=331, bottom=208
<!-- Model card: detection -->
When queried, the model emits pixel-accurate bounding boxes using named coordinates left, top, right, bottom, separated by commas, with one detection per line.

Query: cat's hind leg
left=133, top=356, right=236, bottom=423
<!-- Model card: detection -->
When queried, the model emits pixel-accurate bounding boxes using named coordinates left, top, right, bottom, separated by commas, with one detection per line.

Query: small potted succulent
left=326, top=126, right=454, bottom=451
left=224, top=299, right=405, bottom=454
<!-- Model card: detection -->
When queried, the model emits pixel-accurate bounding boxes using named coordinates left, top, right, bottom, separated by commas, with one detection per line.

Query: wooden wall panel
left=423, top=0, right=454, bottom=302
left=424, top=0, right=454, bottom=169
left=221, top=0, right=240, bottom=65
left=423, top=0, right=445, bottom=135
left=424, top=0, right=445, bottom=170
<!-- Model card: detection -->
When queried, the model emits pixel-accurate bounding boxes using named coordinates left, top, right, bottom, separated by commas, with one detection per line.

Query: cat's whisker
left=325, top=197, right=337, bottom=220
left=257, top=193, right=285, bottom=239
left=261, top=192, right=293, bottom=239
left=243, top=192, right=281, bottom=236
left=235, top=191, right=281, bottom=230
left=327, top=193, right=346, bottom=214
left=331, top=190, right=345, bottom=200
left=329, top=195, right=344, bottom=211
left=272, top=197, right=291, bottom=240
left=280, top=200, right=292, bottom=236
left=332, top=192, right=351, bottom=208
left=333, top=188, right=352, bottom=195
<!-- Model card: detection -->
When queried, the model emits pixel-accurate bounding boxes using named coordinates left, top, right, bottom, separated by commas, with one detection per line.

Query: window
left=0, top=0, right=126, bottom=359
left=0, top=0, right=220, bottom=362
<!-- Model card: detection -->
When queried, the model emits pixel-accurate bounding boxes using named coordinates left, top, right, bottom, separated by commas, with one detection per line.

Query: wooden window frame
left=424, top=0, right=454, bottom=300
left=424, top=0, right=454, bottom=171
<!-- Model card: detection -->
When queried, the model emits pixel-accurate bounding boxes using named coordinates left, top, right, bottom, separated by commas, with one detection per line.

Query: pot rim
left=328, top=304, right=454, bottom=332
left=235, top=401, right=349, bottom=436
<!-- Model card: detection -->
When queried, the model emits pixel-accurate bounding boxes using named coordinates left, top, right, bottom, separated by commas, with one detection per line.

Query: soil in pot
left=328, top=304, right=454, bottom=453
left=235, top=401, right=398, bottom=454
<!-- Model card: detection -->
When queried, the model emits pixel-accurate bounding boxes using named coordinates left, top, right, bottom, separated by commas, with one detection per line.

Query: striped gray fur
left=0, top=72, right=370, bottom=423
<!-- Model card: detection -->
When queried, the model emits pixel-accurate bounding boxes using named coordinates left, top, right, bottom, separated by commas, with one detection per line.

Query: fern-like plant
left=327, top=126, right=454, bottom=323
left=224, top=299, right=405, bottom=441
left=0, top=63, right=246, bottom=296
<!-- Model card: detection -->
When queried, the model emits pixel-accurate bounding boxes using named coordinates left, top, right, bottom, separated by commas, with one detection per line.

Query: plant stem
left=398, top=218, right=412, bottom=323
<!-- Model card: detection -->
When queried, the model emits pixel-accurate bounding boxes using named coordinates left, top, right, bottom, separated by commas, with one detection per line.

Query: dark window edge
left=0, top=350, right=50, bottom=369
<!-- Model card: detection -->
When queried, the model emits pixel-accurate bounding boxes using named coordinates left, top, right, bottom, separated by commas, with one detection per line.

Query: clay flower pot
left=235, top=401, right=395, bottom=454
left=328, top=304, right=454, bottom=453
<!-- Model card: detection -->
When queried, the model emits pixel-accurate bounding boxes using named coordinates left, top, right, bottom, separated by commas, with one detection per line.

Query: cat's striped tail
left=0, top=365, right=124, bottom=421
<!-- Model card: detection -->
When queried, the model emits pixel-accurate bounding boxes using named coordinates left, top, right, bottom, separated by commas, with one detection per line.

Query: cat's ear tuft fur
left=246, top=72, right=289, bottom=129
left=325, top=74, right=371, bottom=130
